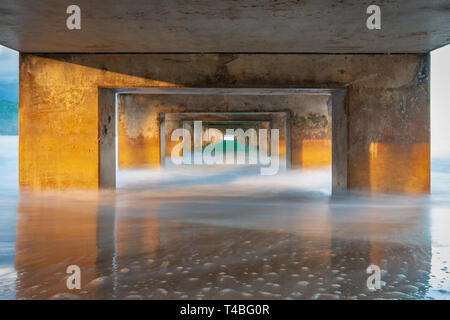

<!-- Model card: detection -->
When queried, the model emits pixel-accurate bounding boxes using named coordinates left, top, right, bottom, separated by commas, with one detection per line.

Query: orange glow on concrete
left=369, top=142, right=430, bottom=194
left=118, top=123, right=161, bottom=169
left=300, top=139, right=332, bottom=168
left=19, top=54, right=430, bottom=193
left=19, top=55, right=180, bottom=188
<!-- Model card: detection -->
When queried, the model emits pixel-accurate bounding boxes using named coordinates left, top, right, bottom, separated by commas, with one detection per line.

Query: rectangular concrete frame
left=19, top=53, right=429, bottom=193
left=100, top=88, right=347, bottom=192
left=161, top=110, right=290, bottom=168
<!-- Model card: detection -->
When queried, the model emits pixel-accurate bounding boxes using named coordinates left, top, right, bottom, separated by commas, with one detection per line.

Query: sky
left=431, top=45, right=450, bottom=157
left=0, top=46, right=18, bottom=83
left=0, top=44, right=449, bottom=156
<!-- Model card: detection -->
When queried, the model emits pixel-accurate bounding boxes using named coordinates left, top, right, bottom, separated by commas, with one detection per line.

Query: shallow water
left=0, top=136, right=449, bottom=300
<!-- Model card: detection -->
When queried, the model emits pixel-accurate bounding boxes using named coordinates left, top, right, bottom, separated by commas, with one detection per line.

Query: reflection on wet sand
left=15, top=193, right=101, bottom=299
left=11, top=169, right=446, bottom=300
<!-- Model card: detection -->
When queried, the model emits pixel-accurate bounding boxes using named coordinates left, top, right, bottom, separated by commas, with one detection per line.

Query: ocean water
left=0, top=136, right=449, bottom=300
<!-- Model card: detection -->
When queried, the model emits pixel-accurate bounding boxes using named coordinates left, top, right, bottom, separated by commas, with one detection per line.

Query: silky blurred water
left=0, top=136, right=18, bottom=299
left=0, top=136, right=450, bottom=300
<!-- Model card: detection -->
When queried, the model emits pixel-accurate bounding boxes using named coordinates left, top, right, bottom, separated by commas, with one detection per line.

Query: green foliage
left=0, top=100, right=18, bottom=135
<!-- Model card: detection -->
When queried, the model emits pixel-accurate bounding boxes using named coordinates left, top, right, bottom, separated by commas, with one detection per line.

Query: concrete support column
left=19, top=53, right=430, bottom=193
left=99, top=88, right=116, bottom=189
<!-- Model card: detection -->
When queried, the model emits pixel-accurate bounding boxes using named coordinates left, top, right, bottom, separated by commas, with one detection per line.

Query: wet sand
left=0, top=137, right=450, bottom=300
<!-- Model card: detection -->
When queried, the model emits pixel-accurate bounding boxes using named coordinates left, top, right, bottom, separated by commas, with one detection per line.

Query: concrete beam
left=1, top=1, right=449, bottom=53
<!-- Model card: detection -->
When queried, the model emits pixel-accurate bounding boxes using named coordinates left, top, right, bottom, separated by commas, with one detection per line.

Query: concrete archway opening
left=99, top=88, right=348, bottom=194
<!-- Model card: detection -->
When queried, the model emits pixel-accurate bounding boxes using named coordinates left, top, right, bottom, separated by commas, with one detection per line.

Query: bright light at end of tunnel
left=224, top=135, right=234, bottom=141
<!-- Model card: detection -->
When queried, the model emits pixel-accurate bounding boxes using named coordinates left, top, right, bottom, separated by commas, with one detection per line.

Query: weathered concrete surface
left=117, top=95, right=161, bottom=169
left=1, top=1, right=449, bottom=53
left=99, top=88, right=116, bottom=188
left=118, top=94, right=329, bottom=169
left=19, top=53, right=430, bottom=193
